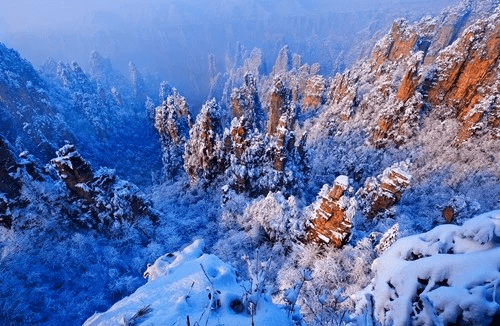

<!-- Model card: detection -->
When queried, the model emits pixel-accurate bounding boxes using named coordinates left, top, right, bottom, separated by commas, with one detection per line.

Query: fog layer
left=1, top=0, right=459, bottom=107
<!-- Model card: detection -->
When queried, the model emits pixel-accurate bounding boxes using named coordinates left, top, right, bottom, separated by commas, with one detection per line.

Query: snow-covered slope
left=89, top=210, right=500, bottom=325
left=0, top=42, right=75, bottom=161
left=84, top=239, right=293, bottom=326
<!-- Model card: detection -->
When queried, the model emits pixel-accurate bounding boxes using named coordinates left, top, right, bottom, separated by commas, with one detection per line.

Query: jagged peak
left=273, top=45, right=292, bottom=76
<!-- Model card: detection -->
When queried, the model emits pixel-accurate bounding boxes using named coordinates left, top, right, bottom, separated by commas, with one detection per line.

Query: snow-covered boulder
left=356, top=210, right=500, bottom=325
left=84, top=239, right=293, bottom=326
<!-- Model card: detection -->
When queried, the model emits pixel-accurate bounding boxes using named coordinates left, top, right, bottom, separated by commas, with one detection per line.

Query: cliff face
left=316, top=2, right=500, bottom=149
left=428, top=18, right=500, bottom=144
left=306, top=176, right=356, bottom=248
left=154, top=91, right=192, bottom=181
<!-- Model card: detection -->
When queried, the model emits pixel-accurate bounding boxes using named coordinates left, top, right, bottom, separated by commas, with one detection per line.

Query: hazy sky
left=0, top=0, right=459, bottom=106
left=1, top=0, right=459, bottom=32
left=2, top=1, right=123, bottom=32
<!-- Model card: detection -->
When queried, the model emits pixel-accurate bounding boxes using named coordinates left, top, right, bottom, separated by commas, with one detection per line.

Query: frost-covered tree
left=243, top=191, right=304, bottom=243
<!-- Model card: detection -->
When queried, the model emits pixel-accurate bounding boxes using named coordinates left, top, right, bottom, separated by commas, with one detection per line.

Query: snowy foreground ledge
left=356, top=210, right=500, bottom=325
left=84, top=239, right=292, bottom=326
left=85, top=211, right=500, bottom=325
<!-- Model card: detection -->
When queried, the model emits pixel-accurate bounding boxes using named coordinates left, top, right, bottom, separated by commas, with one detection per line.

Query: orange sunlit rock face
left=358, top=164, right=411, bottom=219
left=302, top=75, right=326, bottom=110
left=307, top=177, right=354, bottom=248
left=427, top=21, right=500, bottom=144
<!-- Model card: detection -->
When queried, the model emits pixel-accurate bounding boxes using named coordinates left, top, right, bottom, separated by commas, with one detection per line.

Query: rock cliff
left=51, top=144, right=157, bottom=229
left=315, top=1, right=500, bottom=149
left=154, top=90, right=192, bottom=180
left=306, top=176, right=357, bottom=248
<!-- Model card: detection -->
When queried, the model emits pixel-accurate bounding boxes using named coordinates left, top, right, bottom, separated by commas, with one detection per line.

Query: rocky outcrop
left=427, top=15, right=500, bottom=144
left=51, top=144, right=157, bottom=229
left=357, top=162, right=411, bottom=219
left=306, top=176, right=357, bottom=248
left=230, top=118, right=248, bottom=160
left=440, top=195, right=481, bottom=224
left=272, top=117, right=289, bottom=172
left=328, top=72, right=357, bottom=106
left=267, top=77, right=292, bottom=136
left=308, top=2, right=500, bottom=149
left=230, top=73, right=264, bottom=131
left=177, top=67, right=307, bottom=196
left=442, top=206, right=455, bottom=223
left=223, top=120, right=300, bottom=197
left=51, top=144, right=94, bottom=200
left=326, top=71, right=359, bottom=121
left=372, top=19, right=419, bottom=66
left=225, top=105, right=306, bottom=197
left=301, top=75, right=326, bottom=110
left=422, top=4, right=474, bottom=66
left=381, top=5, right=500, bottom=145
left=371, top=94, right=423, bottom=148
left=396, top=56, right=422, bottom=102
left=183, top=99, right=225, bottom=184
left=154, top=90, right=192, bottom=180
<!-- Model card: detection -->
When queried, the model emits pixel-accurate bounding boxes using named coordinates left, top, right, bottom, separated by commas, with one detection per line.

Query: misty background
left=1, top=0, right=459, bottom=109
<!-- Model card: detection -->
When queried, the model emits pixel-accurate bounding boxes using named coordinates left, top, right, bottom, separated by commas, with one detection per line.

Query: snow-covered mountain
left=1, top=0, right=500, bottom=325
left=0, top=43, right=164, bottom=185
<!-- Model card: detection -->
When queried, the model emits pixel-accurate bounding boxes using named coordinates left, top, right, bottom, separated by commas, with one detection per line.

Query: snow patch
left=84, top=239, right=293, bottom=326
left=356, top=210, right=500, bottom=325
